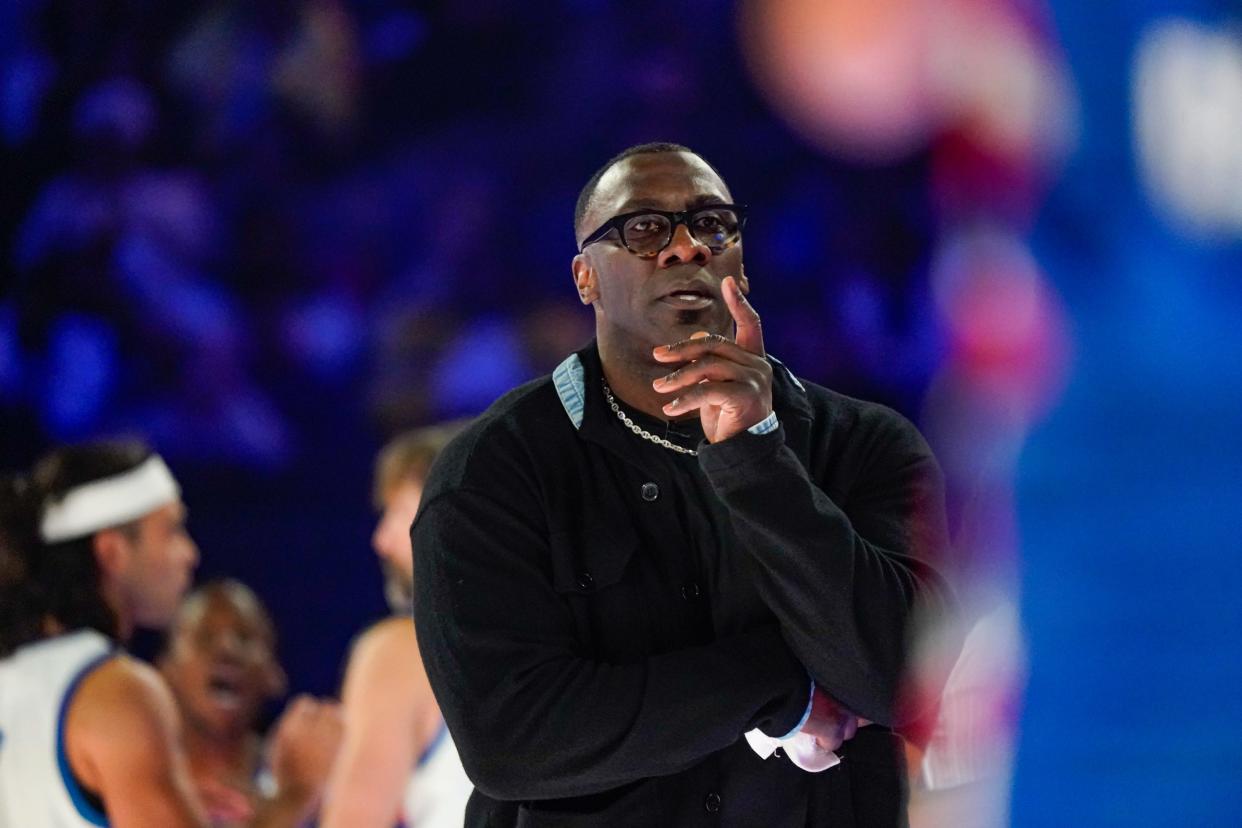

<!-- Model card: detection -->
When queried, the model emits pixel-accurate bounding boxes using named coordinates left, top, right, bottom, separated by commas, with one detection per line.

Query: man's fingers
left=662, top=382, right=748, bottom=416
left=723, top=276, right=764, bottom=356
left=813, top=734, right=844, bottom=753
left=653, top=334, right=768, bottom=369
left=652, top=354, right=752, bottom=393
left=806, top=715, right=857, bottom=753
left=653, top=332, right=729, bottom=361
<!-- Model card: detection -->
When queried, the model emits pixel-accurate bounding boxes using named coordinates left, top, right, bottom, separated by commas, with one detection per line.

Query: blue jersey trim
left=416, top=722, right=448, bottom=768
left=56, top=651, right=114, bottom=826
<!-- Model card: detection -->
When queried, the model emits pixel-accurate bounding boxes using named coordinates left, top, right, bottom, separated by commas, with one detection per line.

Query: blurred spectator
left=321, top=423, right=472, bottom=828
left=160, top=579, right=344, bottom=827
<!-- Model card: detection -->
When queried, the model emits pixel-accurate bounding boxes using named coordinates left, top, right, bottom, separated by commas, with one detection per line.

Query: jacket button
left=640, top=482, right=659, bottom=501
left=575, top=571, right=594, bottom=591
left=680, top=582, right=701, bottom=601
left=704, top=792, right=722, bottom=813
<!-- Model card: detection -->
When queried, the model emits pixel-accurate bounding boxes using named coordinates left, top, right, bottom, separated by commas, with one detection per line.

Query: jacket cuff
left=697, top=423, right=786, bottom=478
left=738, top=626, right=817, bottom=737
left=771, top=678, right=815, bottom=740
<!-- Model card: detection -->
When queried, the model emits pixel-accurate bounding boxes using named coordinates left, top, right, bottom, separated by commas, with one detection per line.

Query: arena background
left=3, top=1, right=1240, bottom=824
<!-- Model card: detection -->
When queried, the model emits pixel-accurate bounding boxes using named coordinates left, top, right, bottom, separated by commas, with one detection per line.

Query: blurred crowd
left=1, top=0, right=951, bottom=472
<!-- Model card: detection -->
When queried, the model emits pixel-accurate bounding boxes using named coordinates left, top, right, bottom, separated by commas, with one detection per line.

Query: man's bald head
left=574, top=142, right=726, bottom=245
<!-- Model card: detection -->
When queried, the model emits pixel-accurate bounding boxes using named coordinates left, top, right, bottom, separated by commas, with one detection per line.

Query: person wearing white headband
left=37, top=451, right=194, bottom=641
left=0, top=441, right=338, bottom=828
left=38, top=453, right=182, bottom=543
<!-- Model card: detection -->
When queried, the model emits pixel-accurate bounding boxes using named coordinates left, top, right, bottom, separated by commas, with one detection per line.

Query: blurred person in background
left=0, top=440, right=338, bottom=828
left=320, top=424, right=472, bottom=828
left=411, top=143, right=955, bottom=827
left=160, top=579, right=343, bottom=827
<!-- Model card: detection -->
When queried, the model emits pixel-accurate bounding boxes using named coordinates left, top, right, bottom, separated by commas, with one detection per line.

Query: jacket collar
left=552, top=340, right=814, bottom=461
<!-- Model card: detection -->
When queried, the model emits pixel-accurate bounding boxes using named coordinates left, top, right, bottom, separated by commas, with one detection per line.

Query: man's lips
left=656, top=284, right=717, bottom=309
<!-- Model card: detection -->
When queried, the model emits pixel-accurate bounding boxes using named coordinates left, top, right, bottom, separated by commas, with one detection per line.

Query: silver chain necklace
left=602, top=379, right=698, bottom=456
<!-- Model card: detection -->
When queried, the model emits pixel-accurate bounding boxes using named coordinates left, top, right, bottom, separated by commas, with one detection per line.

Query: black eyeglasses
left=579, top=204, right=747, bottom=258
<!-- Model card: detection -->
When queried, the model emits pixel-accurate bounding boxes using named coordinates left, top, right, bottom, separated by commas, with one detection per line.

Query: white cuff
left=743, top=729, right=840, bottom=773
left=746, top=411, right=779, bottom=435
left=742, top=679, right=840, bottom=773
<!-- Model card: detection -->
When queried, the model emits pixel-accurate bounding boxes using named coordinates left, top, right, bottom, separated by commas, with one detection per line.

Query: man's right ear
left=571, top=255, right=599, bottom=305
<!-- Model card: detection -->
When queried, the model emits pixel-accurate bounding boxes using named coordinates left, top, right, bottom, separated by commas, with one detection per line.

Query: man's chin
left=383, top=572, right=414, bottom=614
left=649, top=303, right=730, bottom=335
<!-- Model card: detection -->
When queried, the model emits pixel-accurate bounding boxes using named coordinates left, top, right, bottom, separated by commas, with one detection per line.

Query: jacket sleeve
left=698, top=409, right=954, bottom=727
left=411, top=483, right=812, bottom=802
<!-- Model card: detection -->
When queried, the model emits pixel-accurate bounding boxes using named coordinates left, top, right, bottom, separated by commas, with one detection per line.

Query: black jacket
left=412, top=343, right=953, bottom=827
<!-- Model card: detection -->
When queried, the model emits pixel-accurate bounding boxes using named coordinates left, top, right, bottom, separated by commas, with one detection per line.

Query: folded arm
left=412, top=485, right=811, bottom=801
left=700, top=411, right=954, bottom=727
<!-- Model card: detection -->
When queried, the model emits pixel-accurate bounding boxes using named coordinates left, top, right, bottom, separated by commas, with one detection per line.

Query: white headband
left=39, top=455, right=181, bottom=543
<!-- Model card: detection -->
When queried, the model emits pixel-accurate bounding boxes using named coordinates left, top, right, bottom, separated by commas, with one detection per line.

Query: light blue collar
left=552, top=353, right=587, bottom=429
left=552, top=351, right=804, bottom=432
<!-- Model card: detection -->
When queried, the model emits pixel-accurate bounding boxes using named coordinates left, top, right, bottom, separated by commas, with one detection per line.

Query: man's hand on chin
left=651, top=276, right=774, bottom=443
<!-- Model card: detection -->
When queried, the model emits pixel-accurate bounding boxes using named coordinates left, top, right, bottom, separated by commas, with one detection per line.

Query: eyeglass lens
left=621, top=208, right=741, bottom=256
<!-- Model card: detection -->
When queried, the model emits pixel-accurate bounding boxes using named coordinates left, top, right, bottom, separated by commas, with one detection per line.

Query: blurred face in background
left=160, top=584, right=285, bottom=739
left=371, top=478, right=422, bottom=611
left=111, top=500, right=199, bottom=629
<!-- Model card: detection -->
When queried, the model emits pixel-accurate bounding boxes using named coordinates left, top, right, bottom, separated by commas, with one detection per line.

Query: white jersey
left=0, top=630, right=116, bottom=828
left=401, top=724, right=473, bottom=828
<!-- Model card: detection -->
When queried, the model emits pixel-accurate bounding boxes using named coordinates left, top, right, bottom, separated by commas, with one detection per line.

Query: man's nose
left=372, top=522, right=391, bottom=558
left=657, top=223, right=710, bottom=268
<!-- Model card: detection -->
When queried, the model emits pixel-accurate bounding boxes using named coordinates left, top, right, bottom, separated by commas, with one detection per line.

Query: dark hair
left=573, top=142, right=725, bottom=241
left=0, top=440, right=153, bottom=656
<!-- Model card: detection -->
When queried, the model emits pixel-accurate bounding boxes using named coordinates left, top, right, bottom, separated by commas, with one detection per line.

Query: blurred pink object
left=739, top=0, right=1076, bottom=169
left=740, top=0, right=935, bottom=161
